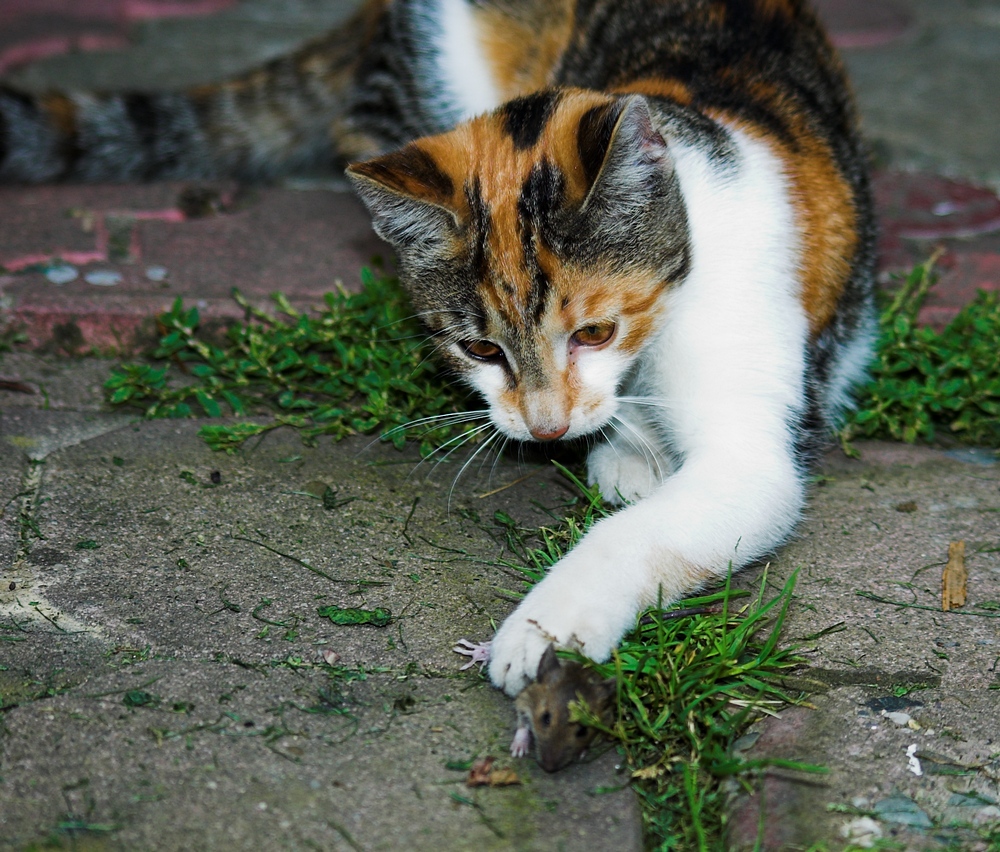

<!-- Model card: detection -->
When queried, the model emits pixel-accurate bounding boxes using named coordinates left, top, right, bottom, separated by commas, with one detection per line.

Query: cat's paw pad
left=587, top=443, right=659, bottom=505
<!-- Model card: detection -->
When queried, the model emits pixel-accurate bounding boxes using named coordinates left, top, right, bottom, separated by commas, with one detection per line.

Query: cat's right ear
left=576, top=95, right=670, bottom=213
left=346, top=144, right=458, bottom=249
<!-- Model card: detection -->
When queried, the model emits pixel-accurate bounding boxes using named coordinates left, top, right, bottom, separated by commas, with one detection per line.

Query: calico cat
left=0, top=0, right=876, bottom=696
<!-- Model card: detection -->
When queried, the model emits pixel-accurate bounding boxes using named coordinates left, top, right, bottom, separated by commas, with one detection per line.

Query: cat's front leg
left=488, top=441, right=805, bottom=696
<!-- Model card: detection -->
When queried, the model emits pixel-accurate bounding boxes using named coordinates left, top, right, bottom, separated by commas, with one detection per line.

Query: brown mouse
left=510, top=644, right=617, bottom=772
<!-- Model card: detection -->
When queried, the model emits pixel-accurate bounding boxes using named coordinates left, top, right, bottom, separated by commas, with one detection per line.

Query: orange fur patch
left=710, top=81, right=858, bottom=337
left=474, top=0, right=575, bottom=101
left=40, top=94, right=77, bottom=139
left=613, top=78, right=694, bottom=106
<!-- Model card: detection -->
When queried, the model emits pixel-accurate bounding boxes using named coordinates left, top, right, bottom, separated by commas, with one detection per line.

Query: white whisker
left=610, top=415, right=665, bottom=483
left=422, top=422, right=495, bottom=476
left=449, top=428, right=502, bottom=508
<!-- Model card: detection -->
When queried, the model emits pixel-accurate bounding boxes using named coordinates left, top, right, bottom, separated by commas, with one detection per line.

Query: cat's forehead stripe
left=500, top=90, right=563, bottom=150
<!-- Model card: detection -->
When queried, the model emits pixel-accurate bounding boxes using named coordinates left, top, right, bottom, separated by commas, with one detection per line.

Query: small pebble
left=45, top=264, right=78, bottom=285
left=840, top=816, right=882, bottom=849
left=145, top=265, right=169, bottom=282
left=882, top=710, right=912, bottom=726
left=85, top=270, right=122, bottom=286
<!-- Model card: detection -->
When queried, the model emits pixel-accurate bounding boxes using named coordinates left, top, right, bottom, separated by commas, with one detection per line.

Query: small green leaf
left=316, top=605, right=392, bottom=627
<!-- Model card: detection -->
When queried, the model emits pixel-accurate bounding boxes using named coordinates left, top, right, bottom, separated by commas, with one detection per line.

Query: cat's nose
left=529, top=423, right=569, bottom=441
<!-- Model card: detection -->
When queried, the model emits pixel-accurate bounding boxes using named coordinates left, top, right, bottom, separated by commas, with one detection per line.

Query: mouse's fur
left=512, top=644, right=617, bottom=773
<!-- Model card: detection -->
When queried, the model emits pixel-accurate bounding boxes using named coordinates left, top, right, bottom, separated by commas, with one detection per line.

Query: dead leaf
left=466, top=756, right=520, bottom=788
left=942, top=541, right=967, bottom=612
left=631, top=764, right=664, bottom=781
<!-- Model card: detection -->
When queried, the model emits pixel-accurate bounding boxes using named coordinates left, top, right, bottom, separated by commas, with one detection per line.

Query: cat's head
left=347, top=90, right=690, bottom=442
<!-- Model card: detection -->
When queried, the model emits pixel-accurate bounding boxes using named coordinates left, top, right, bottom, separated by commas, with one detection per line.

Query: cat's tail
left=0, top=1, right=388, bottom=183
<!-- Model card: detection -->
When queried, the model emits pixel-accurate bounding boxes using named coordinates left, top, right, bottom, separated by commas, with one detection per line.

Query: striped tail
left=0, top=2, right=382, bottom=183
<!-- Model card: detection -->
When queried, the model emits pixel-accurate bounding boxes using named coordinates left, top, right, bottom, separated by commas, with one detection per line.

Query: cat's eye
left=461, top=339, right=504, bottom=362
left=571, top=321, right=616, bottom=348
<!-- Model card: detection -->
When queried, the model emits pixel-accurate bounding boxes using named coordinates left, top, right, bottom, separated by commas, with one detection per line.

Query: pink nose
left=529, top=423, right=569, bottom=441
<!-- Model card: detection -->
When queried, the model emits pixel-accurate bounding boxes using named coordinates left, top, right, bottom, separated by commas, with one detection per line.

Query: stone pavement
left=1, top=1, right=999, bottom=850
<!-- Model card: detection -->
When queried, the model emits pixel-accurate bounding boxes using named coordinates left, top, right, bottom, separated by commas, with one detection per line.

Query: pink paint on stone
left=0, top=0, right=236, bottom=24
left=0, top=182, right=387, bottom=351
left=1, top=207, right=187, bottom=271
left=874, top=170, right=1000, bottom=329
left=875, top=171, right=1000, bottom=242
left=0, top=0, right=237, bottom=73
left=918, top=251, right=1000, bottom=330
left=813, top=0, right=912, bottom=49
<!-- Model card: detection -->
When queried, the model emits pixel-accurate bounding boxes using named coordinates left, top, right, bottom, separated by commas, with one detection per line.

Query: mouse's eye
left=575, top=725, right=588, bottom=738
left=540, top=711, right=552, bottom=728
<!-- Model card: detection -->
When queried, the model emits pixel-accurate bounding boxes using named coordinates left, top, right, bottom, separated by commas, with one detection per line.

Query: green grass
left=104, top=269, right=472, bottom=454
left=844, top=255, right=1000, bottom=446
left=102, top=258, right=1000, bottom=454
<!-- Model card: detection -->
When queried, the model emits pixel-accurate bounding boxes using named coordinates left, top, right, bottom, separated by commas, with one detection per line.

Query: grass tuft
left=100, top=260, right=997, bottom=845
left=845, top=255, right=1000, bottom=446
left=104, top=269, right=472, bottom=454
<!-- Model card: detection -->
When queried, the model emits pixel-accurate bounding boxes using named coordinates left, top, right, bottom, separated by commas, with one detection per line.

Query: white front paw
left=587, top=442, right=660, bottom=506
left=487, top=553, right=629, bottom=696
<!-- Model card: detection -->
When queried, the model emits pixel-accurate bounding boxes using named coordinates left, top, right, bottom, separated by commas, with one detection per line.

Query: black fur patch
left=0, top=87, right=33, bottom=170
left=365, top=144, right=454, bottom=200
left=500, top=90, right=561, bottom=150
left=577, top=101, right=625, bottom=188
left=517, top=162, right=564, bottom=324
left=124, top=94, right=164, bottom=178
left=465, top=177, right=491, bottom=284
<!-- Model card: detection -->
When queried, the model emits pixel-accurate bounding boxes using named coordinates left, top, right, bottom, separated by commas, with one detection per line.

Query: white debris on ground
left=881, top=709, right=921, bottom=729
left=906, top=743, right=923, bottom=776
left=45, top=264, right=78, bottom=284
left=840, top=817, right=883, bottom=849
left=85, top=270, right=123, bottom=286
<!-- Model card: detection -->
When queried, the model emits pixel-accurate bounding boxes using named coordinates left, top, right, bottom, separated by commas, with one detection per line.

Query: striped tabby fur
left=1, top=0, right=876, bottom=697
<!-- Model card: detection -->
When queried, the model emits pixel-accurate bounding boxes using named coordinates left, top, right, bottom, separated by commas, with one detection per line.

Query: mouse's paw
left=510, top=726, right=532, bottom=758
left=453, top=638, right=492, bottom=671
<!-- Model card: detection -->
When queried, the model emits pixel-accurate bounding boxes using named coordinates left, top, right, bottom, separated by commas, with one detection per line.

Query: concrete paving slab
left=2, top=0, right=362, bottom=92
left=728, top=442, right=1000, bottom=849
left=843, top=0, right=1000, bottom=190
left=0, top=410, right=641, bottom=850
left=0, top=183, right=386, bottom=351
left=0, top=353, right=118, bottom=410
left=0, top=421, right=26, bottom=584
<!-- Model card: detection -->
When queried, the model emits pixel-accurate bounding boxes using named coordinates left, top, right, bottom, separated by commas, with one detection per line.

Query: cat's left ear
left=577, top=95, right=671, bottom=212
left=346, top=144, right=458, bottom=249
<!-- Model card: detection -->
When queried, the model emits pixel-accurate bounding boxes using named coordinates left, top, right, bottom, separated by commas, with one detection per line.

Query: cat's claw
left=453, top=638, right=492, bottom=671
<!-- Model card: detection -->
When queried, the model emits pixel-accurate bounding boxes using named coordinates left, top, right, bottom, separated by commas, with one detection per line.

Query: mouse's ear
left=596, top=677, right=618, bottom=707
left=536, top=644, right=561, bottom=683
